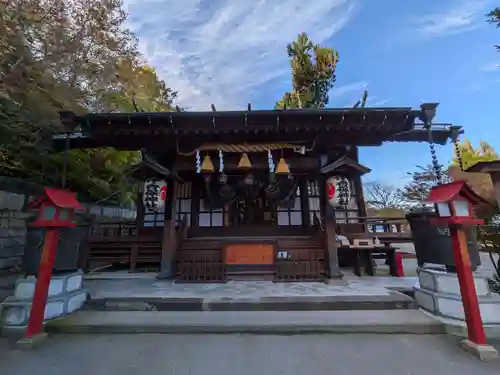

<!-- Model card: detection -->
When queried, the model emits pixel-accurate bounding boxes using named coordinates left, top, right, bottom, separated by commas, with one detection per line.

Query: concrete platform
left=85, top=291, right=416, bottom=311
left=82, top=278, right=418, bottom=311
left=84, top=278, right=418, bottom=299
left=45, top=310, right=445, bottom=334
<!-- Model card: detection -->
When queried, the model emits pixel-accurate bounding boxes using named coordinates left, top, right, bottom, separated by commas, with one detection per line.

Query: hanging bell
left=237, top=153, right=252, bottom=169
left=275, top=157, right=290, bottom=174
left=200, top=154, right=214, bottom=173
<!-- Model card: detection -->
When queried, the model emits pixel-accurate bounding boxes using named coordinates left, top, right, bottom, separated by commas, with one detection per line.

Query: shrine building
left=52, top=105, right=461, bottom=282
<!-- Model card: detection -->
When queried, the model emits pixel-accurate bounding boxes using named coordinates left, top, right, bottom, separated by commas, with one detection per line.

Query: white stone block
left=2, top=306, right=28, bottom=326
left=67, top=290, right=87, bottom=313
left=1, top=289, right=88, bottom=327
left=415, top=289, right=436, bottom=313
left=45, top=299, right=65, bottom=320
left=415, top=286, right=500, bottom=324
left=417, top=268, right=490, bottom=297
left=66, top=273, right=83, bottom=293
left=15, top=277, right=63, bottom=299
left=14, top=271, right=84, bottom=299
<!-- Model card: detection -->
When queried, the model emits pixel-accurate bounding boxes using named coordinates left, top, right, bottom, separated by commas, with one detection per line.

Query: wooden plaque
left=224, top=243, right=274, bottom=265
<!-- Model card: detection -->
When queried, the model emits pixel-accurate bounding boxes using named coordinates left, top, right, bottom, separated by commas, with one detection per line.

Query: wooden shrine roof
left=128, top=151, right=183, bottom=182
left=53, top=106, right=463, bottom=152
left=320, top=156, right=372, bottom=175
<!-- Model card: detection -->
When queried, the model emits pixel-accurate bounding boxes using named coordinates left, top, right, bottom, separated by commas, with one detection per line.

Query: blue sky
left=123, top=0, right=500, bottom=186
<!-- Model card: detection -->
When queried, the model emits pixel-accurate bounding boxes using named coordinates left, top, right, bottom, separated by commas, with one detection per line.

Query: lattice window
left=307, top=179, right=321, bottom=224
left=277, top=186, right=302, bottom=226
left=198, top=199, right=225, bottom=227
left=143, top=206, right=165, bottom=227
left=175, top=182, right=192, bottom=225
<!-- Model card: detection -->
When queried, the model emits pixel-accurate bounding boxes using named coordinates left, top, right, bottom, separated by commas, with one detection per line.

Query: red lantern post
left=17, top=188, right=83, bottom=349
left=423, top=181, right=498, bottom=360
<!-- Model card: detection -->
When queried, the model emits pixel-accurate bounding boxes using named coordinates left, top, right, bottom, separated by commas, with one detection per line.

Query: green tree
left=275, top=33, right=339, bottom=109
left=452, top=139, right=499, bottom=170
left=401, top=164, right=451, bottom=204
left=449, top=139, right=499, bottom=219
left=0, top=0, right=177, bottom=204
left=487, top=7, right=500, bottom=51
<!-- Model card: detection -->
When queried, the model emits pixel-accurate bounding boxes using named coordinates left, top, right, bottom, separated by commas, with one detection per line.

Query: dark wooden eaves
left=129, top=152, right=184, bottom=183
left=320, top=156, right=371, bottom=175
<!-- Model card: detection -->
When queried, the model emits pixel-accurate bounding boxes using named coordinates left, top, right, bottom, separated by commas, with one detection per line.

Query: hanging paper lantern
left=143, top=178, right=167, bottom=212
left=326, top=176, right=351, bottom=208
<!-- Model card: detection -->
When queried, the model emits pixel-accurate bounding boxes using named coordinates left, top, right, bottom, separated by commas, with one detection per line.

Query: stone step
left=83, top=291, right=417, bottom=312
left=44, top=309, right=444, bottom=334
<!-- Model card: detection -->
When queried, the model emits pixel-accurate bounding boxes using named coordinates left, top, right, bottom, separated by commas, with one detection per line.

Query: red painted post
left=394, top=253, right=404, bottom=277
left=24, top=228, right=59, bottom=338
left=449, top=224, right=487, bottom=345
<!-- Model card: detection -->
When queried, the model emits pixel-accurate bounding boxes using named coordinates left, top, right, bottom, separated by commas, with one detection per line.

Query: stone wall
left=0, top=188, right=136, bottom=271
left=0, top=191, right=28, bottom=270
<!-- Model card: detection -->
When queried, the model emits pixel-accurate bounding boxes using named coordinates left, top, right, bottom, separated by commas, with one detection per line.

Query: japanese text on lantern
left=143, top=179, right=167, bottom=211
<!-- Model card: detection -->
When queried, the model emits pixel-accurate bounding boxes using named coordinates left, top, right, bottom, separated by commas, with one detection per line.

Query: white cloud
left=122, top=0, right=356, bottom=110
left=480, top=62, right=500, bottom=72
left=370, top=99, right=389, bottom=107
left=330, top=80, right=368, bottom=98
left=413, top=0, right=491, bottom=39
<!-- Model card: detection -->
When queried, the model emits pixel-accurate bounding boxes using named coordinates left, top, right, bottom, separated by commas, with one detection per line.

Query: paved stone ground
left=1, top=334, right=500, bottom=375
left=84, top=277, right=419, bottom=300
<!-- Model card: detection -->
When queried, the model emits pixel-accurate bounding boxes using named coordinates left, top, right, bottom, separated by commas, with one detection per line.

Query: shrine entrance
left=232, top=182, right=276, bottom=227
left=222, top=172, right=301, bottom=231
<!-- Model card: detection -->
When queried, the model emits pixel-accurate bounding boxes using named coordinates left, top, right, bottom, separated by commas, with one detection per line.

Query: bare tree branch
left=365, top=182, right=406, bottom=210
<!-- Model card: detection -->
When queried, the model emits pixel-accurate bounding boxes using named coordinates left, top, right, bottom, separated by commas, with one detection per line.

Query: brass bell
left=275, top=157, right=290, bottom=174
left=237, top=153, right=252, bottom=169
left=200, top=154, right=214, bottom=173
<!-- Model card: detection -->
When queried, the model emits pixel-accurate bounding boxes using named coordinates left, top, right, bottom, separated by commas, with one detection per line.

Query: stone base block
left=1, top=288, right=88, bottom=327
left=419, top=308, right=500, bottom=339
left=14, top=270, right=84, bottom=299
left=415, top=286, right=500, bottom=324
left=459, top=339, right=498, bottom=361
left=15, top=332, right=48, bottom=350
left=417, top=268, right=490, bottom=297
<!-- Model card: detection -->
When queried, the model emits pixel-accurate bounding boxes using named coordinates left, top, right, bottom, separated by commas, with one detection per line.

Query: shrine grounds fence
left=0, top=176, right=136, bottom=271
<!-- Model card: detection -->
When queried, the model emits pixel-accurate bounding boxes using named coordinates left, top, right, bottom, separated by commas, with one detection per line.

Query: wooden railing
left=85, top=219, right=161, bottom=272
left=89, top=220, right=137, bottom=239
left=477, top=224, right=500, bottom=276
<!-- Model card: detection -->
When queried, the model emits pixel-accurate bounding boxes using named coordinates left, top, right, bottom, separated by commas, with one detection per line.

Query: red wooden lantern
left=422, top=180, right=495, bottom=356
left=28, top=187, right=83, bottom=228
left=18, top=188, right=83, bottom=347
left=423, top=180, right=486, bottom=226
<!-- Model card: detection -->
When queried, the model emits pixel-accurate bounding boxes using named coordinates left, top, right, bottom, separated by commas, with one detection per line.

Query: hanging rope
left=176, top=140, right=316, bottom=156
left=195, top=150, right=201, bottom=174
left=267, top=149, right=275, bottom=173
left=218, top=149, right=224, bottom=173
left=453, top=138, right=465, bottom=172
left=425, top=121, right=442, bottom=185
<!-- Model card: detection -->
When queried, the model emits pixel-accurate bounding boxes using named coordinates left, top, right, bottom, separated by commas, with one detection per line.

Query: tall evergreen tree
left=275, top=33, right=339, bottom=109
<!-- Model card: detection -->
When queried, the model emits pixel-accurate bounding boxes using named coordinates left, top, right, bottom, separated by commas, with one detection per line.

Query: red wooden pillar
left=450, top=225, right=487, bottom=345
left=24, top=228, right=59, bottom=338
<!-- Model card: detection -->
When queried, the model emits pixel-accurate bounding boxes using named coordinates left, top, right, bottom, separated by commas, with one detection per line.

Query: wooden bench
left=340, top=245, right=398, bottom=277
left=336, top=236, right=399, bottom=277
